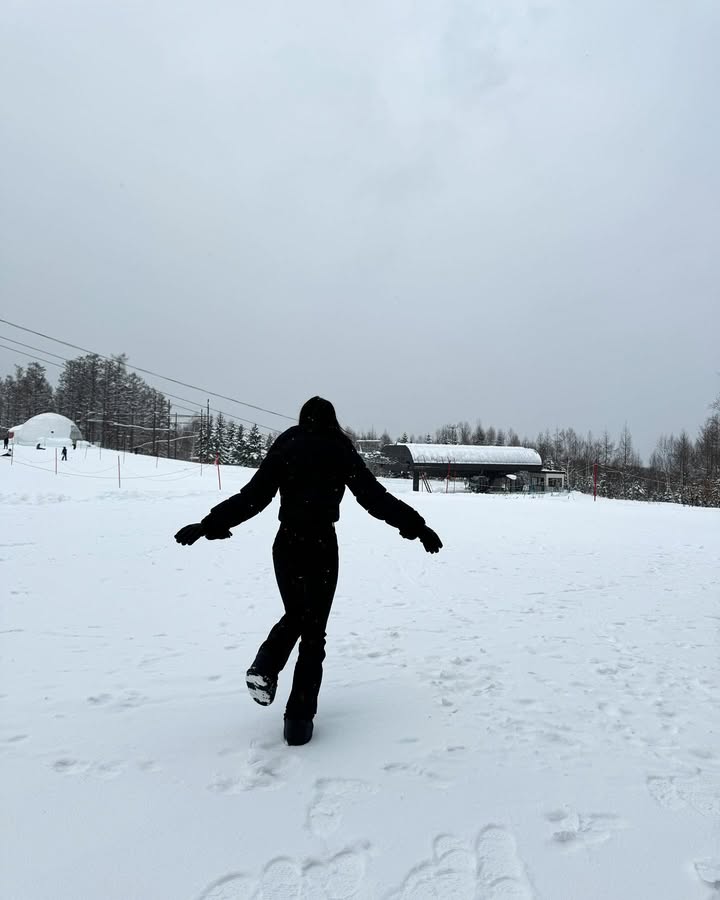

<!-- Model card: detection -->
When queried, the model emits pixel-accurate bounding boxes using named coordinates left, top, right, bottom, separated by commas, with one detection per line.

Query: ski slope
left=2, top=445, right=719, bottom=899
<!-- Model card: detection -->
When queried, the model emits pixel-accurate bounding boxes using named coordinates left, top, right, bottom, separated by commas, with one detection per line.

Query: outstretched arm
left=175, top=448, right=282, bottom=546
left=345, top=447, right=442, bottom=552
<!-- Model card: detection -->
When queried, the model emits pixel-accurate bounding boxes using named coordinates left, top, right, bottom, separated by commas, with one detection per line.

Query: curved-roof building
left=381, top=443, right=542, bottom=490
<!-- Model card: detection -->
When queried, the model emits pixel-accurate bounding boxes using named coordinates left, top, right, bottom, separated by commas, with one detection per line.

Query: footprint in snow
left=647, top=772, right=720, bottom=817
left=307, top=778, right=377, bottom=839
left=196, top=872, right=256, bottom=900
left=196, top=844, right=370, bottom=900
left=545, top=808, right=627, bottom=849
left=387, top=826, right=533, bottom=899
left=208, top=740, right=300, bottom=794
left=694, top=859, right=720, bottom=891
left=52, top=758, right=125, bottom=779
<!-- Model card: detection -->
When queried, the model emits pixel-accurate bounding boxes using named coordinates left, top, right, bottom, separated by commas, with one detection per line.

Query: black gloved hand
left=174, top=523, right=233, bottom=546
left=418, top=525, right=442, bottom=554
left=175, top=523, right=205, bottom=546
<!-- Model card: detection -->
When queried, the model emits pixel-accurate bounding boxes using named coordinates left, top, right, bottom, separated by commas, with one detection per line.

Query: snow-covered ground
left=2, top=446, right=719, bottom=900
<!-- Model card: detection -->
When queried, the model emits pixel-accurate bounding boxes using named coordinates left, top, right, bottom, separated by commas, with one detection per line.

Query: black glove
left=175, top=523, right=205, bottom=546
left=174, top=522, right=232, bottom=546
left=418, top=525, right=442, bottom=554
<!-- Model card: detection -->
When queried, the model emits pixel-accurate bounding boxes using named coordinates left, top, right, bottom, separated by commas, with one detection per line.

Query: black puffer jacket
left=203, top=425, right=425, bottom=539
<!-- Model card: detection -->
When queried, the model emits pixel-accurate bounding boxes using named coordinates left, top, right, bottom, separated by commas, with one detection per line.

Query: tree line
left=0, top=356, right=275, bottom=466
left=345, top=398, right=720, bottom=507
left=1, top=356, right=718, bottom=505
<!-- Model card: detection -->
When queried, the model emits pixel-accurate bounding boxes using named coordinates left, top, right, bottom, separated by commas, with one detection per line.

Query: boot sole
left=246, top=672, right=276, bottom=706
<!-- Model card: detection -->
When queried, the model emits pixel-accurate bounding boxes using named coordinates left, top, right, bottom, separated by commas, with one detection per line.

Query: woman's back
left=270, top=425, right=352, bottom=527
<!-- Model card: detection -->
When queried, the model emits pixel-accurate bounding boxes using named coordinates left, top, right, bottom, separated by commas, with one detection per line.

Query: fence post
left=216, top=452, right=222, bottom=490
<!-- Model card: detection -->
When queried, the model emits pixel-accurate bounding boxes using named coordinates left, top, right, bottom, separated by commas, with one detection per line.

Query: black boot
left=284, top=717, right=313, bottom=746
left=246, top=667, right=277, bottom=706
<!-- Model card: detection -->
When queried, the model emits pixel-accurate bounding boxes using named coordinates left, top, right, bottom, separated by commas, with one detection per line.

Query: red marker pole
left=216, top=452, right=222, bottom=490
left=593, top=461, right=598, bottom=501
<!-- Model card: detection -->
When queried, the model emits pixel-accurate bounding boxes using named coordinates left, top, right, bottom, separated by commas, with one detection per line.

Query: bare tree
left=458, top=421, right=472, bottom=444
left=472, top=422, right=486, bottom=444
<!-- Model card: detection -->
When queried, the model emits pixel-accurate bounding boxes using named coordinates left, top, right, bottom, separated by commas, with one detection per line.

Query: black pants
left=253, top=524, right=339, bottom=718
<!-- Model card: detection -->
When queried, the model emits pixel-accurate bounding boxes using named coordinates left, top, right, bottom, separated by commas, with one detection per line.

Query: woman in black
left=175, top=397, right=442, bottom=745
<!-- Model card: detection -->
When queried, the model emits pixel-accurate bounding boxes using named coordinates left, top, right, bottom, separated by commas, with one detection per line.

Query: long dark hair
left=298, top=397, right=352, bottom=443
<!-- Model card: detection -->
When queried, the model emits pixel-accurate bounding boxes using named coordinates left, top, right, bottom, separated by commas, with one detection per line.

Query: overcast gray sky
left=2, top=0, right=718, bottom=458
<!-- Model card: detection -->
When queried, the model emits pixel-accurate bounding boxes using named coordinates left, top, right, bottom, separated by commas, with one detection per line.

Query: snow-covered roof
left=387, top=443, right=542, bottom=468
left=9, top=413, right=83, bottom=446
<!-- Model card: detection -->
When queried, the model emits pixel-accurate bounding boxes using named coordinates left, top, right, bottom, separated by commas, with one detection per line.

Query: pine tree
left=245, top=425, right=264, bottom=467
left=231, top=424, right=247, bottom=466
left=209, top=413, right=227, bottom=462
left=224, top=421, right=237, bottom=464
left=195, top=413, right=213, bottom=462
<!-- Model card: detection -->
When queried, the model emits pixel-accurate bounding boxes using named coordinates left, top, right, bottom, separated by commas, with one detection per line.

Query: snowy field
left=2, top=446, right=719, bottom=900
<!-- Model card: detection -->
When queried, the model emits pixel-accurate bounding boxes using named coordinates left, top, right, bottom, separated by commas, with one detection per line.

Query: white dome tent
left=9, top=413, right=84, bottom=448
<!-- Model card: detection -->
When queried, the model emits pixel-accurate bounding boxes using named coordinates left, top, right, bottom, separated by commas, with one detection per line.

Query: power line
left=0, top=335, right=68, bottom=362
left=0, top=333, right=284, bottom=434
left=0, top=316, right=296, bottom=422
left=0, top=342, right=64, bottom=369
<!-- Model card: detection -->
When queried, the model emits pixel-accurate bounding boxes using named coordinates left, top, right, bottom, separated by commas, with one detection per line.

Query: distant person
left=3, top=436, right=8, bottom=450
left=61, top=446, right=68, bottom=462
left=175, top=397, right=442, bottom=746
left=133, top=446, right=140, bottom=455
left=72, top=440, right=77, bottom=450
